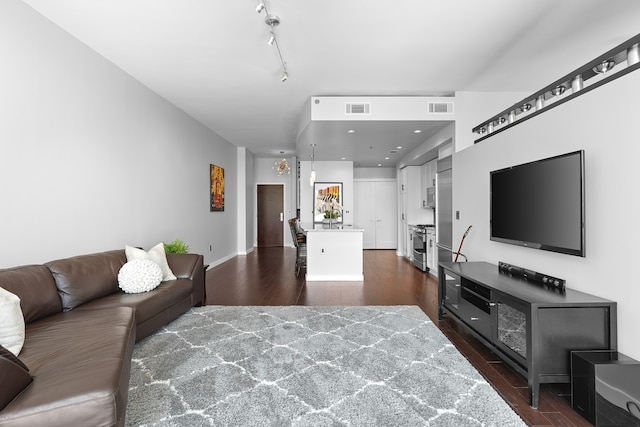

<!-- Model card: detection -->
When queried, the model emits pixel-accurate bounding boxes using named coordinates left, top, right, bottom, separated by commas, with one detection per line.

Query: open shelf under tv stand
left=438, top=261, right=617, bottom=408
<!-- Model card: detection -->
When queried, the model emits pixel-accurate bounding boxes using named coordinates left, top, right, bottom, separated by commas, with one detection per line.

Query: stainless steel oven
left=412, top=225, right=434, bottom=271
left=412, top=228, right=426, bottom=271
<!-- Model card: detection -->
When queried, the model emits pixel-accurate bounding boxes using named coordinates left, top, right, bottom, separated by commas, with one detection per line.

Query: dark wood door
left=257, top=184, right=284, bottom=247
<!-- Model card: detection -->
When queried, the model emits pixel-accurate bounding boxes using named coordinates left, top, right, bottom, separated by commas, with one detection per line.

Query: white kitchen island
left=299, top=223, right=364, bottom=281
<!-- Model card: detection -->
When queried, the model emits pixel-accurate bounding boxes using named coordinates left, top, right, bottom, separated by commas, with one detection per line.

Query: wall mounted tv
left=490, top=150, right=585, bottom=257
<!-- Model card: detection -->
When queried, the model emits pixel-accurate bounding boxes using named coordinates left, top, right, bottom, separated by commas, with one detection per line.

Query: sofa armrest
left=165, top=253, right=205, bottom=306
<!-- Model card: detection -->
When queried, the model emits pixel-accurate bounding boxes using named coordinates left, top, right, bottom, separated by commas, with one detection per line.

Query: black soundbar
left=498, top=261, right=566, bottom=293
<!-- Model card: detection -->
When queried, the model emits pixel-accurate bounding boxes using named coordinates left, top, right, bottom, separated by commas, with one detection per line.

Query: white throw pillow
left=118, top=259, right=163, bottom=294
left=125, top=243, right=177, bottom=281
left=0, top=287, right=25, bottom=356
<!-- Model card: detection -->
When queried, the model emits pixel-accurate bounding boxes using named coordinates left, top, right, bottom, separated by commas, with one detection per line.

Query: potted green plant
left=324, top=209, right=340, bottom=221
left=164, top=239, right=189, bottom=254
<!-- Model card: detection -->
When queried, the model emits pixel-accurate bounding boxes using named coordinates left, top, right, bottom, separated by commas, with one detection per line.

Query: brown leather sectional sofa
left=0, top=249, right=205, bottom=427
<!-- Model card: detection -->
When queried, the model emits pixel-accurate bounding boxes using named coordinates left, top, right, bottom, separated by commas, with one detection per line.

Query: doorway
left=257, top=184, right=284, bottom=247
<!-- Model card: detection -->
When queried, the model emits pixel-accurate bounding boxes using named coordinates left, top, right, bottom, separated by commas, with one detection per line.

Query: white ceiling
left=20, top=0, right=640, bottom=166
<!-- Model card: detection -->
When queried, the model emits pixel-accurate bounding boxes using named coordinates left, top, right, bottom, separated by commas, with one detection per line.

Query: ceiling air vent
left=428, top=102, right=454, bottom=114
left=345, top=103, right=371, bottom=115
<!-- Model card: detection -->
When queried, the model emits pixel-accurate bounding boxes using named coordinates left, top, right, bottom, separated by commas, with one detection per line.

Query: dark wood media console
left=438, top=261, right=617, bottom=408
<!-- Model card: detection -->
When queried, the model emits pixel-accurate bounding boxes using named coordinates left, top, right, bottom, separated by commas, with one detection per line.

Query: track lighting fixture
left=256, top=1, right=289, bottom=82
left=472, top=34, right=640, bottom=142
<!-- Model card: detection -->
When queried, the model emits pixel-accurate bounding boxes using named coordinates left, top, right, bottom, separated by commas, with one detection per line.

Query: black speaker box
left=571, top=350, right=640, bottom=426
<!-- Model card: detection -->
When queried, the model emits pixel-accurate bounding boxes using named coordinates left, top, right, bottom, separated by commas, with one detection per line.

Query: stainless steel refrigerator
left=435, top=156, right=453, bottom=263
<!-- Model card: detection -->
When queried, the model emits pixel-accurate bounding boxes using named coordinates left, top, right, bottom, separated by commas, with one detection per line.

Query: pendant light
left=309, top=144, right=316, bottom=186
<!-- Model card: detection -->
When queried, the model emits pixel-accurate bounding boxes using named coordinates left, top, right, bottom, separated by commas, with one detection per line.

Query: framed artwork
left=313, top=182, right=343, bottom=223
left=210, top=164, right=225, bottom=212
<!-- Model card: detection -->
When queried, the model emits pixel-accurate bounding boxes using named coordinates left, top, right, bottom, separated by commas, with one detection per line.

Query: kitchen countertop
left=299, top=222, right=364, bottom=232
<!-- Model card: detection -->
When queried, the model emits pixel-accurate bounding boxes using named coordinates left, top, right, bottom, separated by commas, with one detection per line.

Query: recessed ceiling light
left=385, top=157, right=390, bottom=160
left=414, top=130, right=422, bottom=133
left=341, top=157, right=346, bottom=160
left=378, top=164, right=382, bottom=167
left=396, top=146, right=403, bottom=150
left=347, top=129, right=355, bottom=133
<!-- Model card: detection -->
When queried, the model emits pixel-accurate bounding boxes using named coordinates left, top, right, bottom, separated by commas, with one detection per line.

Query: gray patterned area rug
left=126, top=306, right=525, bottom=426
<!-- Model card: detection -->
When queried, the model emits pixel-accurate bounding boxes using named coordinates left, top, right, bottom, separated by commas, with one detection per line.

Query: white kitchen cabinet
left=399, top=166, right=434, bottom=258
left=428, top=159, right=437, bottom=187
left=406, top=166, right=422, bottom=214
left=404, top=166, right=434, bottom=224
left=400, top=167, right=408, bottom=194
left=426, top=228, right=436, bottom=275
left=420, top=159, right=437, bottom=209
left=420, top=163, right=428, bottom=208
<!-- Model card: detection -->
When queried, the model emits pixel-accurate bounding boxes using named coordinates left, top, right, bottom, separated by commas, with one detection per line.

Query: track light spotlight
left=256, top=2, right=265, bottom=13
left=551, top=85, right=566, bottom=97
left=281, top=72, right=288, bottom=82
left=593, top=59, right=615, bottom=74
left=267, top=32, right=275, bottom=46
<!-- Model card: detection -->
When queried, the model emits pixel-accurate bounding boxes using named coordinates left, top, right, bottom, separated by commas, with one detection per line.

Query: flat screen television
left=490, top=150, right=585, bottom=257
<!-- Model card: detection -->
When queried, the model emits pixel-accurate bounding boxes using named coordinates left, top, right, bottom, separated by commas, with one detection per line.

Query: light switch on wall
left=456, top=211, right=460, bottom=220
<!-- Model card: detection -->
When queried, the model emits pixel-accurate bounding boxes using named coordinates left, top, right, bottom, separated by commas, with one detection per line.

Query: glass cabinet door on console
left=441, top=271, right=460, bottom=313
left=492, top=292, right=529, bottom=368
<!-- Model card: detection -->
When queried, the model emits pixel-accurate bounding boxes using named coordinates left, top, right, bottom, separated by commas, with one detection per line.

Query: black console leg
left=528, top=377, right=540, bottom=409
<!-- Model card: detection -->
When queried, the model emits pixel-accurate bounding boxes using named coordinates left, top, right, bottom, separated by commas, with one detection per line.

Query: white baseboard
left=206, top=252, right=241, bottom=269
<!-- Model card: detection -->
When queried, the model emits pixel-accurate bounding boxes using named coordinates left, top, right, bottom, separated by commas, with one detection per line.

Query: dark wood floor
left=205, top=247, right=592, bottom=427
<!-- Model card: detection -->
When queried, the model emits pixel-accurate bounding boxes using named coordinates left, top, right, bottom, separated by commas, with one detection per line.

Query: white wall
left=354, top=167, right=396, bottom=180
left=236, top=148, right=255, bottom=256
left=398, top=123, right=455, bottom=168
left=253, top=157, right=296, bottom=247
left=453, top=70, right=640, bottom=359
left=0, top=0, right=237, bottom=267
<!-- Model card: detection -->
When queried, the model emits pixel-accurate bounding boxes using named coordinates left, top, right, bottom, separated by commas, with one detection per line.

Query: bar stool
left=288, top=218, right=306, bottom=277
